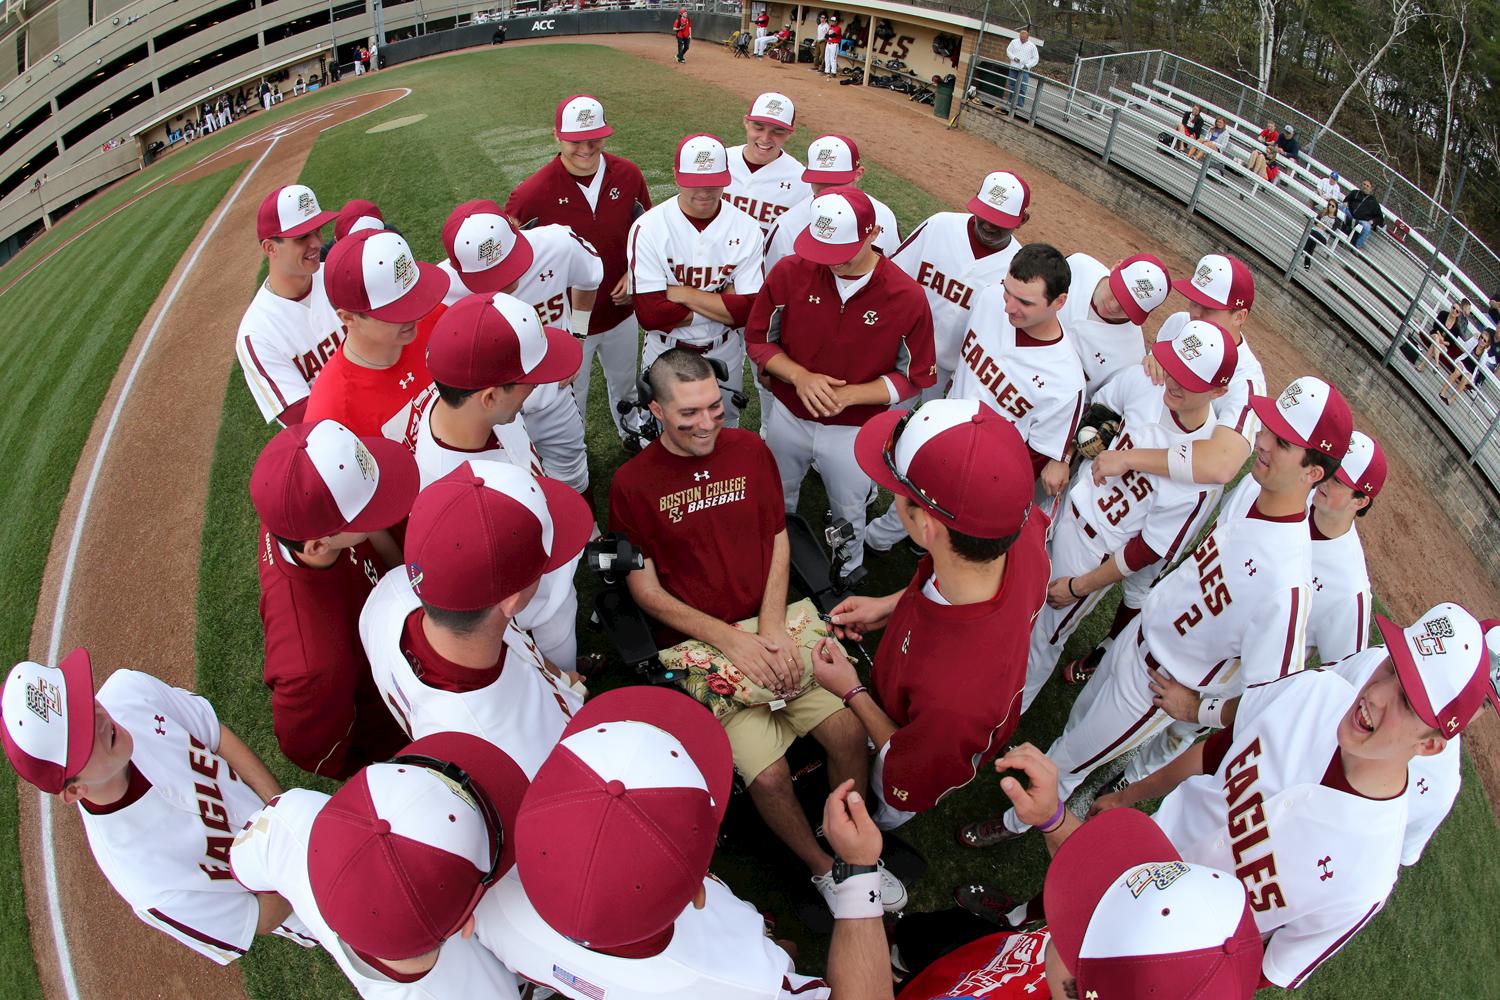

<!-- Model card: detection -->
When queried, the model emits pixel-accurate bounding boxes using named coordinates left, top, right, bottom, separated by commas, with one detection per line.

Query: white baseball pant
left=1021, top=502, right=1115, bottom=714
left=572, top=313, right=639, bottom=440
left=755, top=34, right=775, bottom=56
left=527, top=388, right=589, bottom=493
left=762, top=396, right=871, bottom=573
left=641, top=331, right=746, bottom=428
left=824, top=42, right=839, bottom=74
left=1123, top=719, right=1206, bottom=784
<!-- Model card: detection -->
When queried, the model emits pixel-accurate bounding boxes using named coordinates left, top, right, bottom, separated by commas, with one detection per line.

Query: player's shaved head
left=648, top=348, right=716, bottom=403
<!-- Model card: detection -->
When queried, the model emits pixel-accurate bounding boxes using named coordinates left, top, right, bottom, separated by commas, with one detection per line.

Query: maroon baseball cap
left=1248, top=376, right=1353, bottom=459
left=403, top=461, right=592, bottom=612
left=250, top=419, right=418, bottom=541
left=1, top=649, right=96, bottom=794
left=334, top=199, right=385, bottom=241
left=324, top=229, right=449, bottom=324
left=1377, top=604, right=1498, bottom=739
left=794, top=187, right=878, bottom=265
left=426, top=292, right=582, bottom=391
left=1334, top=430, right=1387, bottom=497
left=1150, top=319, right=1238, bottom=394
left=257, top=184, right=338, bottom=241
left=515, top=687, right=732, bottom=948
left=309, top=732, right=529, bottom=960
left=1174, top=253, right=1255, bottom=312
left=855, top=398, right=1034, bottom=538
left=1045, top=808, right=1263, bottom=998
left=440, top=200, right=535, bottom=295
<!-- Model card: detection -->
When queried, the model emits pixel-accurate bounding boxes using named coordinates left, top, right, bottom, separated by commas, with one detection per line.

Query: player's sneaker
left=812, top=860, right=909, bottom=914
left=954, top=814, right=1024, bottom=848
left=1061, top=648, right=1103, bottom=686
left=953, top=883, right=1018, bottom=927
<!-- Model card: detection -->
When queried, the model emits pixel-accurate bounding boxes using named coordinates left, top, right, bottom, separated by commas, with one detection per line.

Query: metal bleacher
left=966, top=47, right=1500, bottom=489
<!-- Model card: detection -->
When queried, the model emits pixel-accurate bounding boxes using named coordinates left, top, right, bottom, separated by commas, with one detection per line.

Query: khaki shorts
left=721, top=685, right=845, bottom=784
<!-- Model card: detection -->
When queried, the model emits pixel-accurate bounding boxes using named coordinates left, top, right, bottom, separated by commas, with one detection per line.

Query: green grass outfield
left=188, top=40, right=1493, bottom=1000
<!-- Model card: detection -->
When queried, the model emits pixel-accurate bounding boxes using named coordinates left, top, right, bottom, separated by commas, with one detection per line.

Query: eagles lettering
left=959, top=329, right=1036, bottom=421
left=1221, top=737, right=1287, bottom=913
left=725, top=194, right=790, bottom=224
left=1171, top=534, right=1231, bottom=636
left=915, top=261, right=975, bottom=307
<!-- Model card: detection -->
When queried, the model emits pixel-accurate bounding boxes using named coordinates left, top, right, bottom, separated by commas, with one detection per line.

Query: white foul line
left=38, top=136, right=280, bottom=1000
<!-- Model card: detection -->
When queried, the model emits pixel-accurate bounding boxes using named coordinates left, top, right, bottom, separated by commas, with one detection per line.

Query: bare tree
left=1433, top=0, right=1471, bottom=205
left=1322, top=0, right=1426, bottom=131
left=1254, top=0, right=1277, bottom=91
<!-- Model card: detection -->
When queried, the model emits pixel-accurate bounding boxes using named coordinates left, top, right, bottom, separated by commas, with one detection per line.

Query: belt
left=652, top=329, right=734, bottom=353
left=1070, top=503, right=1098, bottom=540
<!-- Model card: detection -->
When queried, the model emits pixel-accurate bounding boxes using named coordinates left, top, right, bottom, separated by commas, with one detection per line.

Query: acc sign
left=530, top=19, right=556, bottom=30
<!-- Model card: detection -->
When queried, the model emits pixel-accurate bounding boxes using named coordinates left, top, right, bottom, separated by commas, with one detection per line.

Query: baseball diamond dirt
left=8, top=34, right=1499, bottom=1000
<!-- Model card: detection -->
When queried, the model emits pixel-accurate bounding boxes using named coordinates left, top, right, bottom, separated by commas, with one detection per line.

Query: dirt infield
left=12, top=35, right=1500, bottom=1000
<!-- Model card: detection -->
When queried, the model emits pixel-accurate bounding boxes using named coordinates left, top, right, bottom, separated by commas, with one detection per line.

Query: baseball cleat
left=953, top=883, right=1018, bottom=927
left=955, top=814, right=1023, bottom=849
left=1061, top=651, right=1101, bottom=686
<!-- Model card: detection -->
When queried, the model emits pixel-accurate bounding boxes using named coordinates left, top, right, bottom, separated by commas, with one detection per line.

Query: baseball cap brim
left=345, top=435, right=420, bottom=534
left=2, top=649, right=96, bottom=794
left=674, top=167, right=731, bottom=188
left=397, top=732, right=530, bottom=881
left=453, top=231, right=535, bottom=295
left=746, top=114, right=794, bottom=132
left=966, top=194, right=1023, bottom=229
left=793, top=226, right=861, bottom=265
left=517, top=326, right=585, bottom=387
left=535, top=475, right=594, bottom=574
left=802, top=166, right=859, bottom=184
left=1377, top=616, right=1444, bottom=732
left=1247, top=393, right=1312, bottom=450
left=1109, top=268, right=1150, bottom=325
left=558, top=122, right=613, bottom=141
left=367, top=260, right=451, bottom=324
left=853, top=408, right=912, bottom=500
left=267, top=208, right=338, bottom=241
left=1151, top=339, right=1215, bottom=394
left=1172, top=277, right=1229, bottom=311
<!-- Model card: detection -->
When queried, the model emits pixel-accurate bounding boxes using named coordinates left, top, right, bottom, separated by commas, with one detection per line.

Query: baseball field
left=3, top=36, right=1499, bottom=999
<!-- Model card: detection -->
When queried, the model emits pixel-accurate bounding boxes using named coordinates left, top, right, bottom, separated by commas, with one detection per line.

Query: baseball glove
left=1075, top=403, right=1122, bottom=459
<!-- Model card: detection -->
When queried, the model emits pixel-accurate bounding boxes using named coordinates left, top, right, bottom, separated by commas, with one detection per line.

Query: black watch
left=831, top=857, right=879, bottom=884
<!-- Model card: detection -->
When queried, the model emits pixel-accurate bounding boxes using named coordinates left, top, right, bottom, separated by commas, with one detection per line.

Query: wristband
left=568, top=308, right=592, bottom=340
left=1198, top=695, right=1226, bottom=728
left=1167, top=442, right=1195, bottom=484
left=1038, top=801, right=1067, bottom=834
left=829, top=871, right=884, bottom=919
left=841, top=685, right=868, bottom=707
left=1066, top=577, right=1082, bottom=599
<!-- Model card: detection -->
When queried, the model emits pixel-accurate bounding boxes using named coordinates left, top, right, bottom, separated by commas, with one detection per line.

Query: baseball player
left=1306, top=430, right=1385, bottom=664
left=960, top=376, right=1351, bottom=846
left=251, top=419, right=415, bottom=778
left=755, top=22, right=789, bottom=57
left=473, top=687, right=833, bottom=999
left=1, top=652, right=313, bottom=963
left=725, top=93, right=813, bottom=235
left=504, top=95, right=653, bottom=442
left=1091, top=604, right=1497, bottom=988
left=418, top=293, right=586, bottom=671
left=1060, top=252, right=1172, bottom=395
left=1019, top=321, right=1233, bottom=714
left=231, top=732, right=527, bottom=996
left=236, top=184, right=341, bottom=426
left=816, top=400, right=1048, bottom=830
left=746, top=187, right=936, bottom=571
left=628, top=133, right=764, bottom=426
left=431, top=199, right=600, bottom=499
left=763, top=134, right=900, bottom=274
left=306, top=229, right=450, bottom=449
left=361, top=460, right=592, bottom=778
left=823, top=15, right=842, bottom=76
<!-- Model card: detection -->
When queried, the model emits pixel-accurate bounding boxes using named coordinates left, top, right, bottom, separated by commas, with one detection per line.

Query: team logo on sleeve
left=393, top=252, right=416, bottom=290
left=1414, top=616, right=1454, bottom=656
left=25, top=678, right=62, bottom=723
left=1179, top=334, right=1202, bottom=360
left=1124, top=861, right=1190, bottom=896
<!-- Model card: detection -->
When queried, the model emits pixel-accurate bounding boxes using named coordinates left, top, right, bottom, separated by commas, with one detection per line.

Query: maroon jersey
left=608, top=429, right=785, bottom=644
left=303, top=323, right=437, bottom=451
left=504, top=154, right=652, bottom=334
left=872, top=516, right=1050, bottom=812
left=746, top=254, right=937, bottom=426
left=256, top=529, right=406, bottom=778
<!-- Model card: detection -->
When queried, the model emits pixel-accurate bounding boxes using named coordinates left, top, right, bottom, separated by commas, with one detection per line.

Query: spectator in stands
left=1341, top=179, right=1385, bottom=250
left=1488, top=291, right=1500, bottom=327
left=1420, top=298, right=1472, bottom=372
left=1441, top=327, right=1495, bottom=404
left=1003, top=28, right=1040, bottom=112
left=1245, top=143, right=1281, bottom=189
left=1175, top=103, right=1204, bottom=153
left=1301, top=199, right=1340, bottom=269
left=1258, top=120, right=1279, bottom=145
left=1276, top=124, right=1301, bottom=163
left=1191, top=116, right=1228, bottom=161
left=294, top=75, right=306, bottom=96
left=1314, top=169, right=1342, bottom=208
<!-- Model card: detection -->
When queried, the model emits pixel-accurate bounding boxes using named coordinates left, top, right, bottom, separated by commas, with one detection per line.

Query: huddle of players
left=2, top=87, right=1496, bottom=1000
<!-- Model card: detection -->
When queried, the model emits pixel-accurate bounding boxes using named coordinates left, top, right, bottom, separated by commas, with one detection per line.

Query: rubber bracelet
left=842, top=685, right=868, bottom=707
left=1167, top=441, right=1195, bottom=484
left=1067, top=577, right=1082, bottom=599
left=830, top=871, right=884, bottom=919
left=1038, top=801, right=1068, bottom=834
left=1198, top=695, right=1226, bottom=728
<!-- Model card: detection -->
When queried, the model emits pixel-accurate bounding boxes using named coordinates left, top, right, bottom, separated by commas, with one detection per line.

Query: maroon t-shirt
left=608, top=429, right=785, bottom=644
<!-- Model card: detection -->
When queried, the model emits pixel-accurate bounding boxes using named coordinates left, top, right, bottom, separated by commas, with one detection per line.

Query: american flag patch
left=554, top=965, right=606, bottom=999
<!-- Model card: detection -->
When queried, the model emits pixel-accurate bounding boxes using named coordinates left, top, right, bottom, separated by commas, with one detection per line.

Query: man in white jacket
left=1005, top=29, right=1040, bottom=111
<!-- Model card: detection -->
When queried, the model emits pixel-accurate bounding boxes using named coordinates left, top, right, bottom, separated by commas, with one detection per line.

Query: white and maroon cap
left=516, top=686, right=733, bottom=948
left=1108, top=253, right=1171, bottom=325
left=1, top=650, right=96, bottom=794
left=1045, top=809, right=1263, bottom=998
left=1151, top=319, right=1238, bottom=394
left=334, top=199, right=385, bottom=242
left=257, top=184, right=338, bottom=241
left=1335, top=430, right=1387, bottom=498
left=855, top=398, right=1034, bottom=538
left=746, top=91, right=796, bottom=131
left=794, top=187, right=878, bottom=265
left=251, top=419, right=419, bottom=541
left=309, top=732, right=529, bottom=960
left=324, top=229, right=450, bottom=324
left=674, top=133, right=731, bottom=188
left=1378, top=603, right=1497, bottom=738
left=440, top=199, right=535, bottom=295
left=966, top=170, right=1030, bottom=228
left=1249, top=375, right=1353, bottom=458
left=802, top=134, right=861, bottom=184
left=426, top=292, right=582, bottom=391
left=554, top=94, right=613, bottom=141
left=404, top=460, right=592, bottom=612
left=1174, top=253, right=1255, bottom=312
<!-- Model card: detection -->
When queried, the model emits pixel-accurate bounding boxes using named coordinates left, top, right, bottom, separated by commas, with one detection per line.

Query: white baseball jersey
left=82, top=670, right=286, bottom=963
left=474, top=870, right=829, bottom=1000
left=1140, top=478, right=1310, bottom=694
left=1155, top=311, right=1266, bottom=444
left=628, top=197, right=765, bottom=345
left=231, top=788, right=521, bottom=998
left=891, top=212, right=1021, bottom=377
left=1307, top=521, right=1373, bottom=664
left=1062, top=253, right=1146, bottom=395
left=360, top=568, right=582, bottom=778
left=1151, top=669, right=1405, bottom=988
left=762, top=192, right=900, bottom=275
left=236, top=267, right=344, bottom=422
left=724, top=147, right=812, bottom=235
left=947, top=287, right=1085, bottom=464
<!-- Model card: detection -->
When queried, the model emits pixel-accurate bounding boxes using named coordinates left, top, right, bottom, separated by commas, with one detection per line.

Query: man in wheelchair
left=605, top=349, right=906, bottom=913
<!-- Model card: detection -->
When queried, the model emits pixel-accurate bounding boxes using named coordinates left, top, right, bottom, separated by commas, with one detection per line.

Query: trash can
left=932, top=76, right=955, bottom=118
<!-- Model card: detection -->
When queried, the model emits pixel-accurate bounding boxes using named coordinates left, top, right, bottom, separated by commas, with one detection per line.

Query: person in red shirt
left=504, top=95, right=652, bottom=443
left=673, top=9, right=692, bottom=62
left=307, top=229, right=449, bottom=449
left=812, top=398, right=1049, bottom=830
left=249, top=418, right=417, bottom=778
left=608, top=348, right=905, bottom=914
left=746, top=186, right=937, bottom=573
